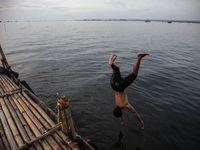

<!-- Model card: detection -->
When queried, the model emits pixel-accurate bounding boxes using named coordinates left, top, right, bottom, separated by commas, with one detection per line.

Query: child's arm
left=126, top=104, right=144, bottom=129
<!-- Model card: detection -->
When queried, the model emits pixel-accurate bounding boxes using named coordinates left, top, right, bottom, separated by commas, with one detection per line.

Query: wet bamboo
left=8, top=96, right=42, bottom=150
left=66, top=108, right=76, bottom=141
left=21, top=91, right=69, bottom=150
left=13, top=93, right=62, bottom=150
left=0, top=119, right=11, bottom=150
left=58, top=103, right=68, bottom=134
left=0, top=75, right=10, bottom=92
left=0, top=97, right=24, bottom=147
left=22, top=91, right=55, bottom=126
left=0, top=80, right=7, bottom=94
left=23, top=88, right=57, bottom=120
left=0, top=45, right=10, bottom=70
left=4, top=74, right=19, bottom=89
left=2, top=74, right=19, bottom=90
left=0, top=107, right=18, bottom=149
left=11, top=95, right=52, bottom=150
left=0, top=45, right=19, bottom=84
left=58, top=131, right=80, bottom=150
left=0, top=132, right=5, bottom=150
left=17, top=123, right=61, bottom=150
left=18, top=93, right=51, bottom=129
left=1, top=75, right=16, bottom=92
left=76, top=135, right=95, bottom=150
left=4, top=97, right=30, bottom=141
left=4, top=96, right=36, bottom=150
left=0, top=89, right=22, bottom=98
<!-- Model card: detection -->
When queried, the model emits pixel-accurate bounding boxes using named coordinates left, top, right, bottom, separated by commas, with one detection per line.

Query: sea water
left=0, top=21, right=200, bottom=150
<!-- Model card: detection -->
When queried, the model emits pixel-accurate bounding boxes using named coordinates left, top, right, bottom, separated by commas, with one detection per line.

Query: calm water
left=1, top=21, right=200, bottom=150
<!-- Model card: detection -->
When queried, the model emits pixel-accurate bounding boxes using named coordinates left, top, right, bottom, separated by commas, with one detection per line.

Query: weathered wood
left=0, top=89, right=23, bottom=98
left=0, top=107, right=18, bottom=149
left=0, top=119, right=11, bottom=150
left=2, top=74, right=19, bottom=90
left=0, top=45, right=19, bottom=84
left=17, top=123, right=61, bottom=150
left=0, top=75, right=10, bottom=92
left=22, top=91, right=55, bottom=127
left=76, top=135, right=95, bottom=150
left=23, top=88, right=57, bottom=120
left=14, top=93, right=62, bottom=150
left=4, top=96, right=31, bottom=143
left=0, top=97, right=24, bottom=147
left=57, top=96, right=76, bottom=141
left=0, top=45, right=10, bottom=70
left=21, top=91, right=69, bottom=150
left=3, top=96, right=36, bottom=150
left=8, top=96, right=42, bottom=150
left=58, top=131, right=80, bottom=150
left=11, top=95, right=52, bottom=150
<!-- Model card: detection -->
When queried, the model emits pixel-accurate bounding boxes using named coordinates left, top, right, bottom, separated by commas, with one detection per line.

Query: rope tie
left=56, top=111, right=71, bottom=118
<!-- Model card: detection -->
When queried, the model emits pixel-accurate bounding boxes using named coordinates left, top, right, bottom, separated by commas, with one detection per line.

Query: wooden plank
left=0, top=98, right=24, bottom=147
left=8, top=96, right=42, bottom=150
left=17, top=123, right=61, bottom=150
left=23, top=88, right=57, bottom=120
left=10, top=95, right=52, bottom=150
left=0, top=120, right=11, bottom=150
left=0, top=107, right=18, bottom=149
left=15, top=93, right=62, bottom=150
left=22, top=91, right=70, bottom=149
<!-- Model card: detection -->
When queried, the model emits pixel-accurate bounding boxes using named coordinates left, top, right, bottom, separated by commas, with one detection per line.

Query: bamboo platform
left=0, top=45, right=95, bottom=150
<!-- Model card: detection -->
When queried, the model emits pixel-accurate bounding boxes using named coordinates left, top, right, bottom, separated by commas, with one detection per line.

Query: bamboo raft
left=0, top=45, right=95, bottom=150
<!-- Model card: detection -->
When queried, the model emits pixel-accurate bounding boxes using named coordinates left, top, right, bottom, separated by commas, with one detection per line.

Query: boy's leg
left=133, top=53, right=149, bottom=76
left=109, top=54, right=119, bottom=69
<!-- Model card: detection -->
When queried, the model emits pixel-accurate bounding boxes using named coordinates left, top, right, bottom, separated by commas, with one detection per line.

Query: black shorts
left=110, top=67, right=137, bottom=92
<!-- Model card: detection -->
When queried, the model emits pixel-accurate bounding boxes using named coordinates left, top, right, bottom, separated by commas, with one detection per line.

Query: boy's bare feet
left=109, top=54, right=118, bottom=66
left=137, top=53, right=150, bottom=59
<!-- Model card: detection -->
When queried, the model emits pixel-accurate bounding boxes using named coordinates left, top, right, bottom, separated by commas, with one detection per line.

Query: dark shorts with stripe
left=110, top=67, right=137, bottom=92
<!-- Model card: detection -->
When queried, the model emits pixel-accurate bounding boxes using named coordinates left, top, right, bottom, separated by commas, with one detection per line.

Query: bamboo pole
left=0, top=45, right=10, bottom=70
left=17, top=123, right=61, bottom=150
left=57, top=96, right=76, bottom=141
left=58, top=131, right=80, bottom=150
left=0, top=97, right=24, bottom=147
left=0, top=89, right=22, bottom=98
left=22, top=91, right=55, bottom=127
left=21, top=91, right=70, bottom=150
left=0, top=79, right=8, bottom=94
left=10, top=95, right=52, bottom=150
left=0, top=75, right=10, bottom=92
left=0, top=107, right=18, bottom=149
left=18, top=92, right=51, bottom=129
left=0, top=131, right=5, bottom=150
left=2, top=74, right=19, bottom=90
left=8, top=96, right=42, bottom=150
left=3, top=96, right=36, bottom=150
left=0, top=119, right=11, bottom=150
left=0, top=45, right=19, bottom=84
left=13, top=93, right=62, bottom=150
left=23, top=88, right=57, bottom=120
left=76, top=135, right=95, bottom=150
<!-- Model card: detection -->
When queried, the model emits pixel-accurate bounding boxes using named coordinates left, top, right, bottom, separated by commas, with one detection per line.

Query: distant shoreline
left=79, top=19, right=200, bottom=23
left=1, top=19, right=200, bottom=24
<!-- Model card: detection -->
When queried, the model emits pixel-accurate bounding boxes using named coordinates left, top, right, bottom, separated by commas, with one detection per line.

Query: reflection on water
left=112, top=131, right=126, bottom=150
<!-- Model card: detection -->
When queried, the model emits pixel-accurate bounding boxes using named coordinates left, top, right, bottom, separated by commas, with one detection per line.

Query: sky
left=0, top=0, right=200, bottom=21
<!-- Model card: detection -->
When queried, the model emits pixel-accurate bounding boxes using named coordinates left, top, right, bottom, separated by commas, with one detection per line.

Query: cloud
left=0, top=0, right=199, bottom=21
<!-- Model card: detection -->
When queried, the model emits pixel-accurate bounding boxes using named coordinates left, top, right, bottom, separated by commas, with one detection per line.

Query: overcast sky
left=0, top=0, right=200, bottom=21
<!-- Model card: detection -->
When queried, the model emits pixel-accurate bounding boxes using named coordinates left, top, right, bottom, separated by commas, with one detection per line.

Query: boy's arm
left=126, top=104, right=144, bottom=129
